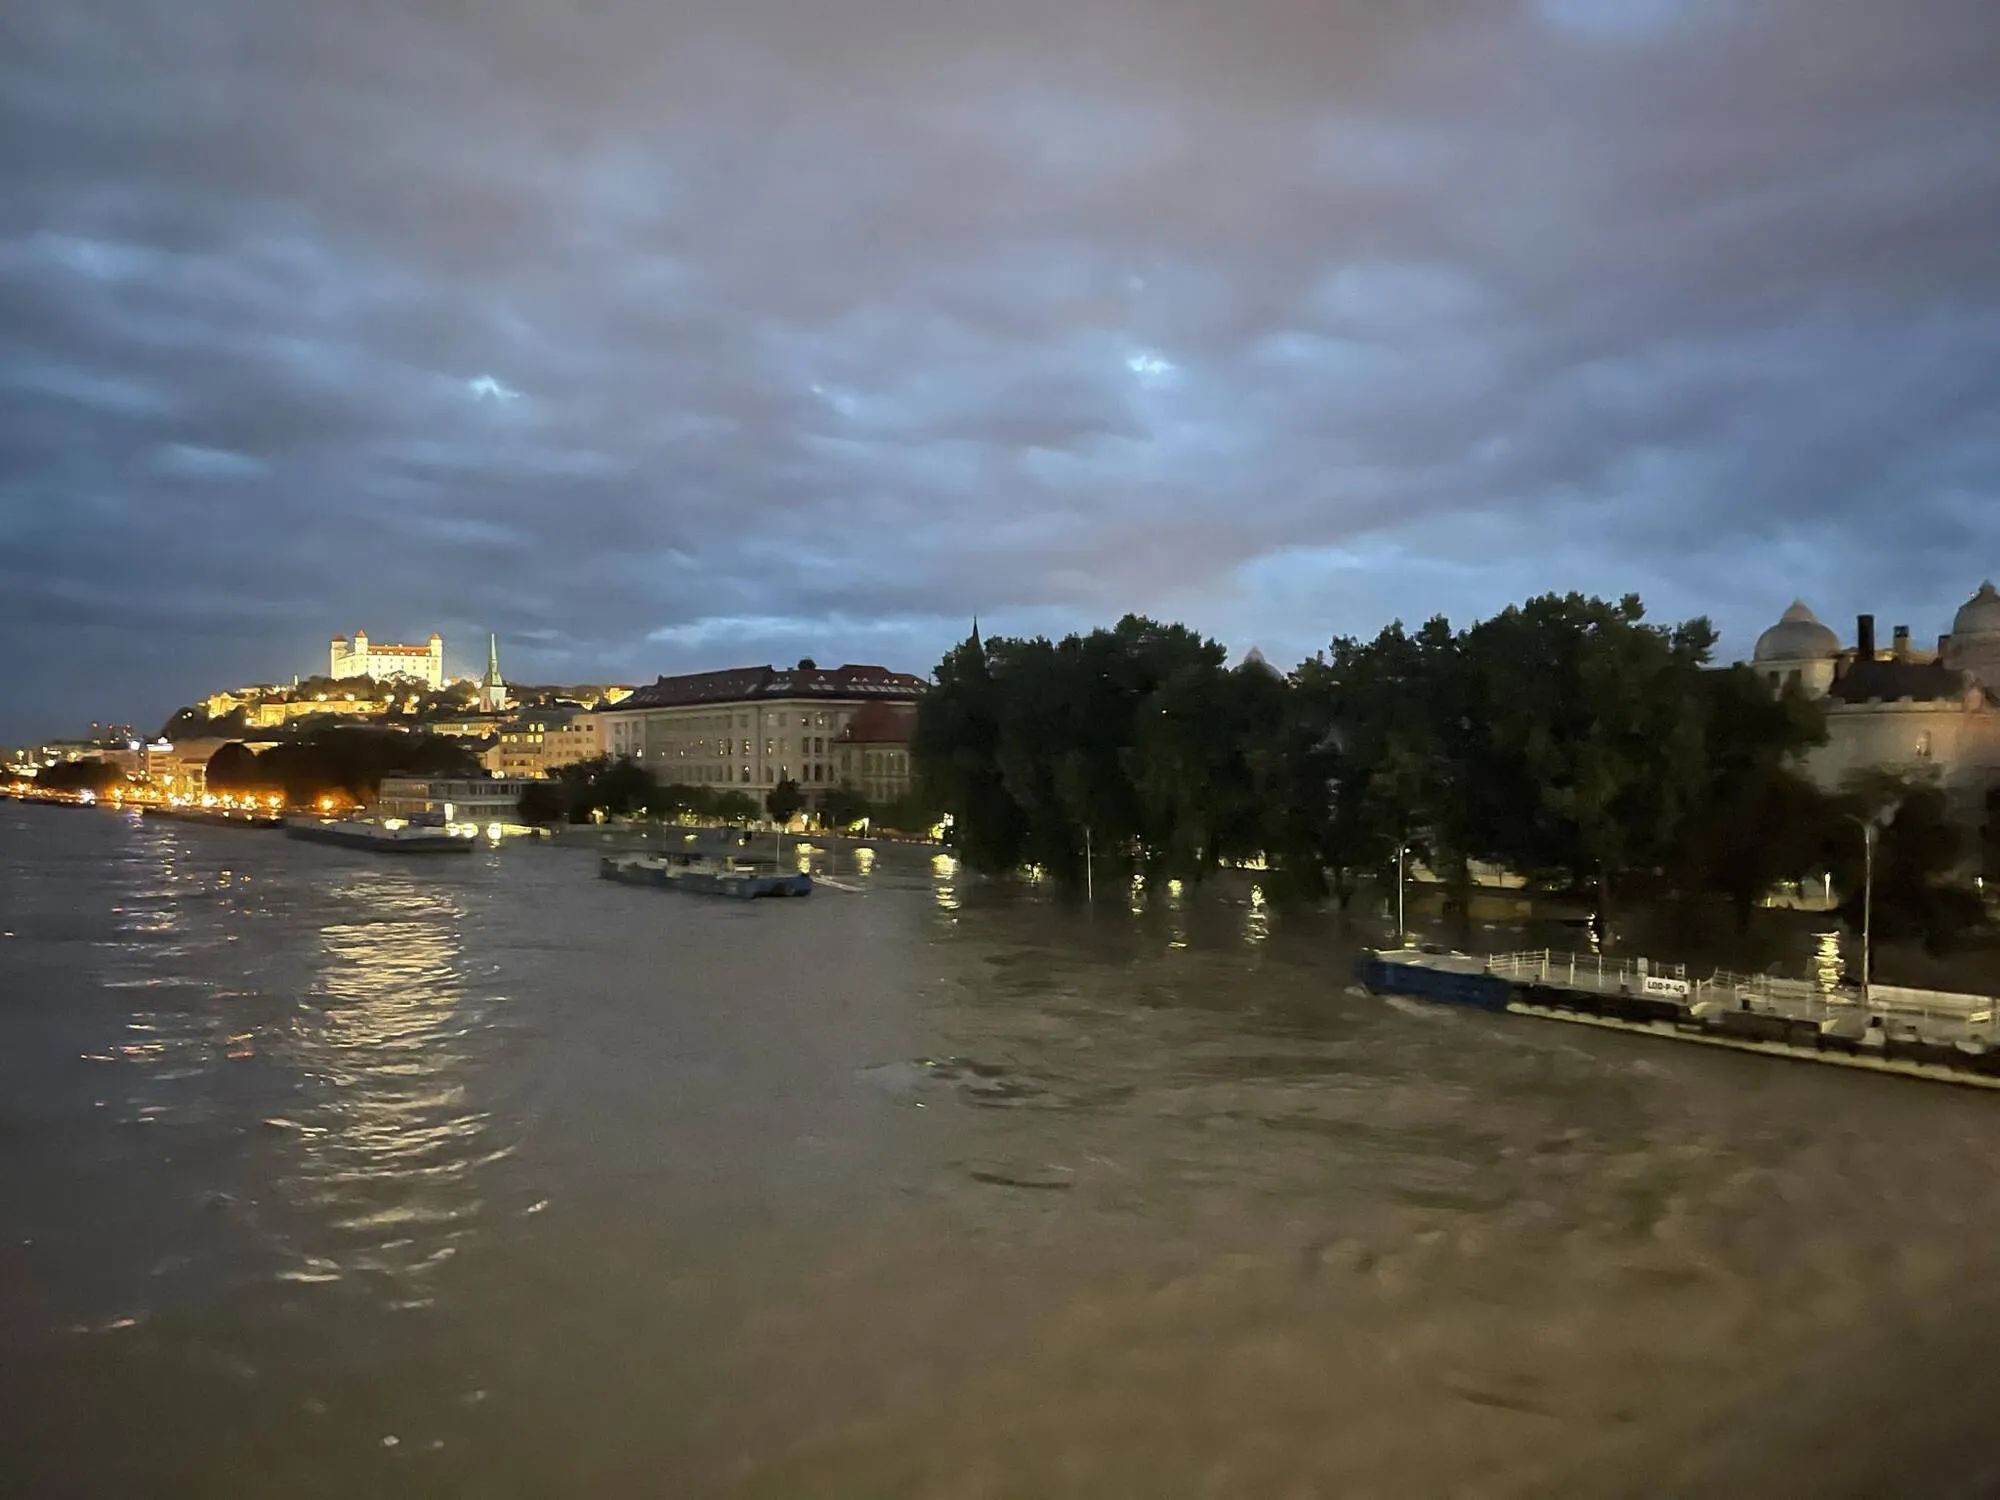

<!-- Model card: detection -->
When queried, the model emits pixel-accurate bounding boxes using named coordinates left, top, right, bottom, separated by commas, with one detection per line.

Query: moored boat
left=284, top=812, right=474, bottom=853
left=598, top=850, right=811, bottom=899
left=1356, top=945, right=2000, bottom=1090
left=146, top=806, right=282, bottom=829
left=1352, top=946, right=1511, bottom=1011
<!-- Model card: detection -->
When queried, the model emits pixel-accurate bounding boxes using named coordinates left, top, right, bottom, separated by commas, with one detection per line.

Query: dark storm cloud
left=3, top=0, right=1998, bottom=737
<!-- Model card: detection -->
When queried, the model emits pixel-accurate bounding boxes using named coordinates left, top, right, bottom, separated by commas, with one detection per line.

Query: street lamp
left=1395, top=839, right=1407, bottom=946
left=1846, top=814, right=1877, bottom=1005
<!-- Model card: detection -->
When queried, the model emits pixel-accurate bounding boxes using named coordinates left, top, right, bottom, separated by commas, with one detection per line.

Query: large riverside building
left=831, top=701, right=918, bottom=806
left=491, top=706, right=602, bottom=779
left=1749, top=585, right=2000, bottom=818
left=330, top=630, right=446, bottom=689
left=595, top=662, right=925, bottom=795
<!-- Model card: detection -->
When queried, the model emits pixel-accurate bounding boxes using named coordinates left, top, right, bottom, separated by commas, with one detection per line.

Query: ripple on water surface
left=9, top=807, right=2000, bottom=1498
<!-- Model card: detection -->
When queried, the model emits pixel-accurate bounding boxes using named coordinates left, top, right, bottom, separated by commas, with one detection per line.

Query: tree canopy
left=214, top=729, right=481, bottom=803
left=766, top=777, right=804, bottom=825
left=911, top=597, right=1893, bottom=922
left=37, top=758, right=127, bottom=793
left=533, top=757, right=762, bottom=825
left=817, top=784, right=873, bottom=828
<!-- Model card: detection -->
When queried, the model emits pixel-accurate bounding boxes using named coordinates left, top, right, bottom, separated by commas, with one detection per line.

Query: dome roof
left=1753, top=600, right=1841, bottom=662
left=1951, top=580, right=2000, bottom=640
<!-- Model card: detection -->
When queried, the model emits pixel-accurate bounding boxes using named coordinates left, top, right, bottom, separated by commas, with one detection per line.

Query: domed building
left=1943, top=581, right=2000, bottom=693
left=1744, top=590, right=2000, bottom=822
left=1752, top=600, right=1842, bottom=697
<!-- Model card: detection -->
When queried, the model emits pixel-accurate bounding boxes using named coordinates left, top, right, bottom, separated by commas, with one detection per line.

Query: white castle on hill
left=330, top=630, right=445, bottom=690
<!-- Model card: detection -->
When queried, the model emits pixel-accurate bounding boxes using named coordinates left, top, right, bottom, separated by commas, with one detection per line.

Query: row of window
left=638, top=734, right=868, bottom=759
left=609, top=707, right=851, bottom=740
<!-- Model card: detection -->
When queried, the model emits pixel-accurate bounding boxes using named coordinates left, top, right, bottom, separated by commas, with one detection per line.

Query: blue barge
left=1351, top=949, right=1510, bottom=1011
left=1355, top=946, right=2000, bottom=1091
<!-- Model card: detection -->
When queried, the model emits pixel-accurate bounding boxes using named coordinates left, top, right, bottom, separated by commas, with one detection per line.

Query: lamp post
left=1846, top=814, right=1876, bottom=1004
left=1395, top=840, right=1407, bottom=947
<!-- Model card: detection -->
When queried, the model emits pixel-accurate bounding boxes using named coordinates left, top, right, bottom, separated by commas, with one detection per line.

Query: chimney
left=1893, top=624, right=1911, bottom=659
left=1856, top=614, right=1876, bottom=659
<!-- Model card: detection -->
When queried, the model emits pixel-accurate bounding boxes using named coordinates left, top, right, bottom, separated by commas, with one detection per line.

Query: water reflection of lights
left=1246, top=883, right=1270, bottom=945
left=1813, top=930, right=1845, bottom=991
left=279, top=879, right=499, bottom=1287
left=932, top=853, right=961, bottom=911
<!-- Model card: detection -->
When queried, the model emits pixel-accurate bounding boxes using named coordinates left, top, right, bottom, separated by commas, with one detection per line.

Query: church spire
left=479, top=632, right=507, bottom=713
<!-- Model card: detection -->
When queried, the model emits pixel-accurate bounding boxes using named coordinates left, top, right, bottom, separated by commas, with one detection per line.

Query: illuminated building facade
left=330, top=630, right=445, bottom=689
left=493, top=707, right=601, bottom=779
left=593, top=662, right=925, bottom=796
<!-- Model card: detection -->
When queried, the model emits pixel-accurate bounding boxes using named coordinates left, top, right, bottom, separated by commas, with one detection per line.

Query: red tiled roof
left=620, top=663, right=926, bottom=711
left=837, top=700, right=917, bottom=745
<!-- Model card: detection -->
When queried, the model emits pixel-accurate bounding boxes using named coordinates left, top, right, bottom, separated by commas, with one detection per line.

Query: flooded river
left=4, top=801, right=2000, bottom=1497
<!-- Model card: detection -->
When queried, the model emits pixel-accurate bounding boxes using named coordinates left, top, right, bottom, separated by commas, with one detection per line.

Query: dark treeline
left=205, top=730, right=480, bottom=803
left=516, top=756, right=764, bottom=825
left=514, top=757, right=937, bottom=831
left=34, top=758, right=126, bottom=794
left=915, top=597, right=1981, bottom=945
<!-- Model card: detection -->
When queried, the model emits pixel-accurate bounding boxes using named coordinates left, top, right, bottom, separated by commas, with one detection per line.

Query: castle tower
left=478, top=632, right=508, bottom=713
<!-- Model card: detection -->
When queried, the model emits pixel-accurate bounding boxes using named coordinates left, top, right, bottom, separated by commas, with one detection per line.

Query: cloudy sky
left=3, top=0, right=1997, bottom=739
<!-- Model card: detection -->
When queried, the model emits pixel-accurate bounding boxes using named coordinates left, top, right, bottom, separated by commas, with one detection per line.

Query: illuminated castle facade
left=330, top=630, right=445, bottom=689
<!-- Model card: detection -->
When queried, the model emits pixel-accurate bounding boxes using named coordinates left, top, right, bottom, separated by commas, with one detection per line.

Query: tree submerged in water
left=517, top=756, right=763, bottom=825
left=1822, top=769, right=1983, bottom=954
left=765, top=777, right=804, bottom=826
left=912, top=595, right=1913, bottom=927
